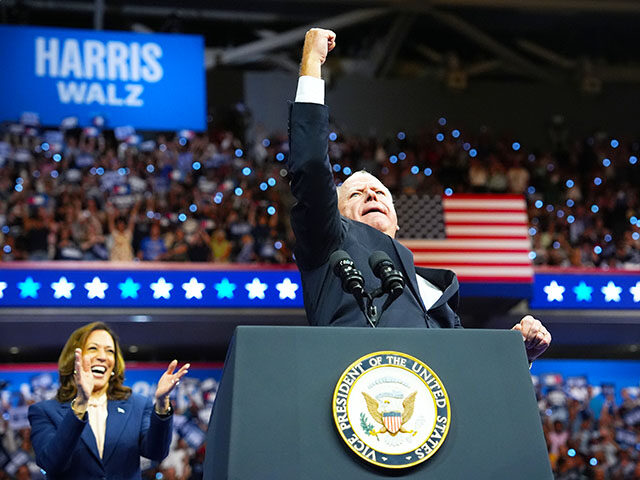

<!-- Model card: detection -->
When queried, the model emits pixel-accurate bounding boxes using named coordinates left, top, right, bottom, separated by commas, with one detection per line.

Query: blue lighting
left=53, top=153, right=62, bottom=162
left=423, top=168, right=432, bottom=176
left=438, top=117, right=446, bottom=126
left=389, top=155, right=398, bottom=164
left=343, top=167, right=352, bottom=175
left=274, top=241, right=282, bottom=249
left=18, top=277, right=41, bottom=299
left=567, top=449, right=576, bottom=457
left=3, top=245, right=11, bottom=253
left=534, top=200, right=543, bottom=209
left=469, top=149, right=477, bottom=158
left=242, top=167, right=251, bottom=176
left=565, top=179, right=574, bottom=188
left=573, top=282, right=593, bottom=302
left=146, top=164, right=155, bottom=173
left=276, top=153, right=285, bottom=162
left=604, top=234, right=612, bottom=242
left=527, top=186, right=535, bottom=195
left=630, top=216, right=637, bottom=225
left=546, top=205, right=554, bottom=212
left=528, top=227, right=537, bottom=236
left=398, top=152, right=406, bottom=161
left=118, top=168, right=127, bottom=176
left=512, top=142, right=520, bottom=151
left=333, top=164, right=341, bottom=172
left=96, top=167, right=104, bottom=175
left=591, top=205, right=599, bottom=213
left=329, top=132, right=338, bottom=141
left=451, top=129, right=460, bottom=138
left=567, top=215, right=575, bottom=224
left=259, top=182, right=268, bottom=191
left=192, top=161, right=201, bottom=171
left=528, top=251, right=536, bottom=260
left=411, top=166, right=419, bottom=175
left=235, top=149, right=243, bottom=158
left=178, top=213, right=187, bottom=222
left=215, top=278, right=236, bottom=299
left=146, top=211, right=154, bottom=219
left=14, top=184, right=23, bottom=192
left=553, top=241, right=560, bottom=249
left=610, top=139, right=619, bottom=148
left=234, top=187, right=243, bottom=196
left=630, top=155, right=638, bottom=165
left=397, top=132, right=406, bottom=140
left=602, top=158, right=611, bottom=167
left=589, top=458, right=598, bottom=467
left=633, top=232, right=640, bottom=240
left=557, top=210, right=564, bottom=218
left=262, top=138, right=271, bottom=147
left=179, top=137, right=187, bottom=146
left=267, top=206, right=276, bottom=216
left=41, top=142, right=50, bottom=151
left=594, top=246, right=602, bottom=254
left=118, top=278, right=141, bottom=299
left=1, top=226, right=9, bottom=234
left=444, top=188, right=453, bottom=196
left=267, top=178, right=276, bottom=187
left=463, top=143, right=471, bottom=151
left=214, top=193, right=223, bottom=204
left=436, top=133, right=444, bottom=142
left=566, top=199, right=574, bottom=207
left=189, top=204, right=197, bottom=212
left=51, top=170, right=59, bottom=178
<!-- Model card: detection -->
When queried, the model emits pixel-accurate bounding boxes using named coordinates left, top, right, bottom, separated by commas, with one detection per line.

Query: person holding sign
left=28, top=322, right=189, bottom=480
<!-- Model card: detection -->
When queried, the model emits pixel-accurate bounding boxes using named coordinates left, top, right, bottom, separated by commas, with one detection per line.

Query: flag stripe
left=445, top=212, right=529, bottom=223
left=413, top=252, right=531, bottom=263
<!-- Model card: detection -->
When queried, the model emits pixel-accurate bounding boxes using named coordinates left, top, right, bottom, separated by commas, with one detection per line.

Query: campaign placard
left=0, top=25, right=205, bottom=130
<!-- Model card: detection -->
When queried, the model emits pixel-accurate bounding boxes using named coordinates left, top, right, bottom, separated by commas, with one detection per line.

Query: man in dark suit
left=287, top=28, right=551, bottom=363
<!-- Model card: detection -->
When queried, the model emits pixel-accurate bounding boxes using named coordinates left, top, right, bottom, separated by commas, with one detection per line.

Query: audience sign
left=0, top=25, right=205, bottom=130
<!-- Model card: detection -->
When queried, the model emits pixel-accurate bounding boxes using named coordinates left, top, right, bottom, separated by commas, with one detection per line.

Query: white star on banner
left=276, top=277, right=299, bottom=300
left=0, top=282, right=6, bottom=298
left=150, top=277, right=173, bottom=299
left=631, top=282, right=640, bottom=303
left=51, top=276, right=75, bottom=299
left=182, top=277, right=206, bottom=300
left=601, top=281, right=622, bottom=302
left=543, top=281, right=565, bottom=302
left=245, top=278, right=268, bottom=300
left=84, top=277, right=109, bottom=299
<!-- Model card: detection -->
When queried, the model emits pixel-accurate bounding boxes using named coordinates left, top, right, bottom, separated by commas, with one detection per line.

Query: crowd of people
left=1, top=367, right=639, bottom=479
left=1, top=115, right=639, bottom=268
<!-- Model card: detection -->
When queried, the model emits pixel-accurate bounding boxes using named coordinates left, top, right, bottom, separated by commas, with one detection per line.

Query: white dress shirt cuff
left=295, top=76, right=325, bottom=105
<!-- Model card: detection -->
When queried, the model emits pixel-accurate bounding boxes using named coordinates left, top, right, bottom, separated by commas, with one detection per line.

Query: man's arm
left=288, top=29, right=343, bottom=270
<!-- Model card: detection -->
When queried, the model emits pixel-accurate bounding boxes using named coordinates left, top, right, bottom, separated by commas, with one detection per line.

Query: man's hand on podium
left=511, top=315, right=551, bottom=363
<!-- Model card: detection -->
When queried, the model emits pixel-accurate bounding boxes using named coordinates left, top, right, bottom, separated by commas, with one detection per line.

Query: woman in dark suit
left=28, top=322, right=189, bottom=480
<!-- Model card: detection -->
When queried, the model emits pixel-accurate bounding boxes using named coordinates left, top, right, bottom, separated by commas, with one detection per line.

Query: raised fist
left=302, top=28, right=336, bottom=66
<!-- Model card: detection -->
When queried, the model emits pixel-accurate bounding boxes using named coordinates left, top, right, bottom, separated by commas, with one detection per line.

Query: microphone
left=329, top=250, right=365, bottom=297
left=368, top=251, right=405, bottom=298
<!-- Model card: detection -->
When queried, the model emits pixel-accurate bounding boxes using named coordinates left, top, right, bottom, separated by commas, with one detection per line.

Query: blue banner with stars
left=531, top=272, right=640, bottom=309
left=0, top=266, right=303, bottom=308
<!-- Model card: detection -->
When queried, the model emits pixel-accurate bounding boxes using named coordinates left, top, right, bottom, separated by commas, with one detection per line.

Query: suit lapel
left=102, top=399, right=132, bottom=465
left=391, top=238, right=426, bottom=312
left=65, top=402, right=103, bottom=465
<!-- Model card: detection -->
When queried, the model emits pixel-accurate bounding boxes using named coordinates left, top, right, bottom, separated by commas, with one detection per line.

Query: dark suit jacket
left=287, top=101, right=462, bottom=328
left=28, top=394, right=172, bottom=480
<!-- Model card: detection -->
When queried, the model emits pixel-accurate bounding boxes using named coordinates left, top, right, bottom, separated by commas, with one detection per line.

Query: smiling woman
left=28, top=322, right=189, bottom=480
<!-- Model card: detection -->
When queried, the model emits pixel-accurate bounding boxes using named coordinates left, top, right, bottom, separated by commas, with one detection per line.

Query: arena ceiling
left=3, top=0, right=640, bottom=88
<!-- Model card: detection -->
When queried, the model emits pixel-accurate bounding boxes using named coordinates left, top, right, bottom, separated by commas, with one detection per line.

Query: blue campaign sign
left=531, top=272, right=640, bottom=309
left=0, top=25, right=205, bottom=130
left=0, top=267, right=304, bottom=308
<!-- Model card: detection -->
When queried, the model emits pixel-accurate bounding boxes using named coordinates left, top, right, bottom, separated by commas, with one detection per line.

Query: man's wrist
left=299, top=55, right=322, bottom=79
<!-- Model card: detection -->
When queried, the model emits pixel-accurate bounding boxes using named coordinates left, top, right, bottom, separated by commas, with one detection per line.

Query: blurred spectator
left=138, top=223, right=167, bottom=261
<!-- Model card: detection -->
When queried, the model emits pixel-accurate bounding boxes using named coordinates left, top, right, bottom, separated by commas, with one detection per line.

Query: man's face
left=338, top=172, right=398, bottom=238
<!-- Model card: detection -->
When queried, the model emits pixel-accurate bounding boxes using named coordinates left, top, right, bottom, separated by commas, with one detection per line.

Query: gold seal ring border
left=332, top=350, right=451, bottom=469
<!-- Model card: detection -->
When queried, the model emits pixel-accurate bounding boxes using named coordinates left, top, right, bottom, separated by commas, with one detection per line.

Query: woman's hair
left=56, top=322, right=131, bottom=402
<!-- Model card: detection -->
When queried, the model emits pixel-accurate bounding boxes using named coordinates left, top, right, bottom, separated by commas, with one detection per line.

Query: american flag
left=397, top=194, right=533, bottom=282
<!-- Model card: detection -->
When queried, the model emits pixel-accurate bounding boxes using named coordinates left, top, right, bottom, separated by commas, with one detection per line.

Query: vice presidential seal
left=332, top=351, right=450, bottom=469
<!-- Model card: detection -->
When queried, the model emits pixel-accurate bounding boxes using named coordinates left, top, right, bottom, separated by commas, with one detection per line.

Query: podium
left=204, top=326, right=552, bottom=479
